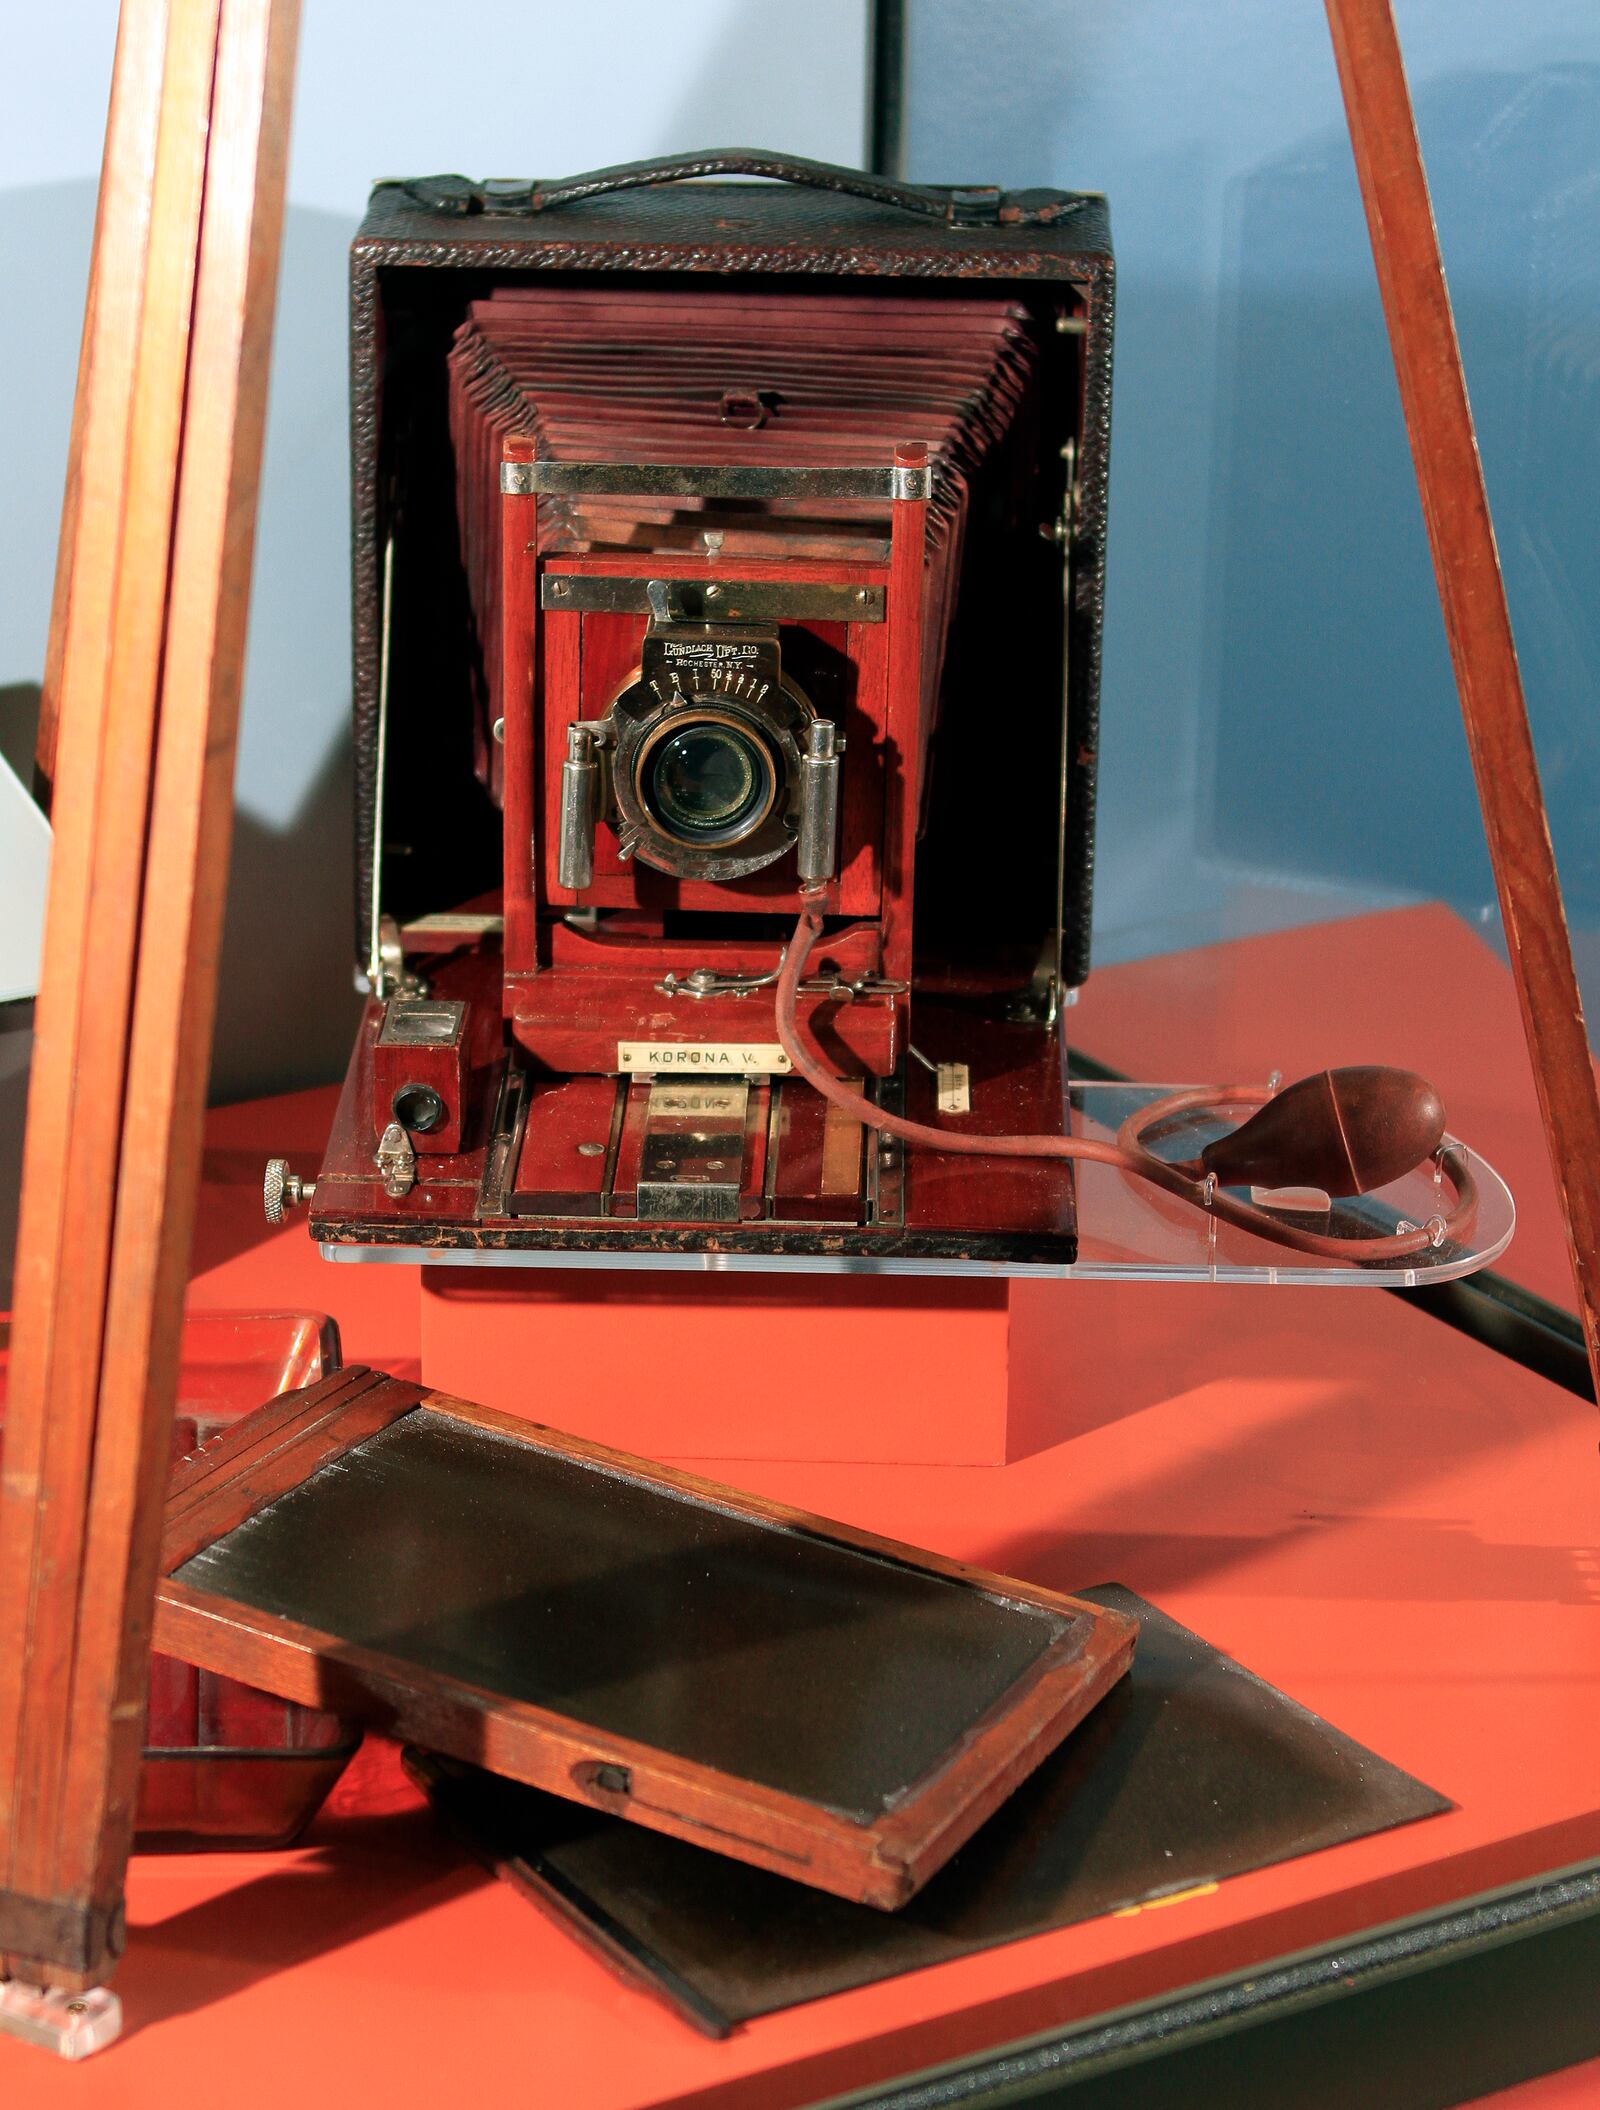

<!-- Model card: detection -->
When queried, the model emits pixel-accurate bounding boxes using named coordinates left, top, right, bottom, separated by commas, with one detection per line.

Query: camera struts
left=774, top=905, right=1479, bottom=1265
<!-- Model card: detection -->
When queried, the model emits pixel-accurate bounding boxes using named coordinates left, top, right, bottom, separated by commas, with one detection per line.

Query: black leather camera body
left=283, top=152, right=1114, bottom=1269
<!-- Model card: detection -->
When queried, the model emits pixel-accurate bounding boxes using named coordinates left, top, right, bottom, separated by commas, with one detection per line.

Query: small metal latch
left=376, top=1120, right=417, bottom=1199
left=371, top=913, right=427, bottom=1002
left=263, top=1158, right=317, bottom=1225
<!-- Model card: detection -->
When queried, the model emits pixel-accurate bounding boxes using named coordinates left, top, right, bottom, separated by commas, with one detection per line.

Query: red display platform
left=1484, top=2060, right=1600, bottom=2107
left=3, top=905, right=1596, bottom=2109
left=422, top=1268, right=1080, bottom=1465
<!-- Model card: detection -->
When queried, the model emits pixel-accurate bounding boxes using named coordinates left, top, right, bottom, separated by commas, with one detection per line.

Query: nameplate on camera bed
left=151, top=1367, right=1136, bottom=1907
left=616, top=1040, right=792, bottom=1075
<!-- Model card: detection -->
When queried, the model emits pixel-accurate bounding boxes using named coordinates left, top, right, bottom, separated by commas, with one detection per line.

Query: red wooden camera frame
left=496, top=434, right=928, bottom=1081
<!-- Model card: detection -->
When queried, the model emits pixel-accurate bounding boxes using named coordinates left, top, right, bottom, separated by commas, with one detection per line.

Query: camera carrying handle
left=398, top=150, right=1086, bottom=230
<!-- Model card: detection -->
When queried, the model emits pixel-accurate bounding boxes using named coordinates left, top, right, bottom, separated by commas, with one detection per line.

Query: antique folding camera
left=276, top=154, right=1112, bottom=1266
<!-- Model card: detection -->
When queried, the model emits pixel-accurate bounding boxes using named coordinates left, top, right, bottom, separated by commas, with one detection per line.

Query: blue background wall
left=0, top=0, right=869, bottom=1100
left=0, top=1, right=868, bottom=1300
left=904, top=2, right=1600, bottom=1001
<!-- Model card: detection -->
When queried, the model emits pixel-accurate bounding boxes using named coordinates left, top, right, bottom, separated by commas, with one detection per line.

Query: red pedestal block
left=419, top=1267, right=1079, bottom=1465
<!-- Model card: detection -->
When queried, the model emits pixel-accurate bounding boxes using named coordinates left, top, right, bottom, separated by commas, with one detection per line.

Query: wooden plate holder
left=148, top=1368, right=1136, bottom=1908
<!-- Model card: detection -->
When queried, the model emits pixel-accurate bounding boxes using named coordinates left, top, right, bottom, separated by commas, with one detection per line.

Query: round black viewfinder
left=391, top=1083, right=447, bottom=1134
left=645, top=719, right=774, bottom=846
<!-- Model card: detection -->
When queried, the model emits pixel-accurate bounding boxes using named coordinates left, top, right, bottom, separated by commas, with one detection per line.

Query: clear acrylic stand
left=1062, top=1079, right=1512, bottom=1287
left=0, top=1983, right=122, bottom=2060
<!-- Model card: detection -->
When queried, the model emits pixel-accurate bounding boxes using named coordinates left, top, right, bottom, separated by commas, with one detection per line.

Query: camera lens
left=646, top=719, right=774, bottom=845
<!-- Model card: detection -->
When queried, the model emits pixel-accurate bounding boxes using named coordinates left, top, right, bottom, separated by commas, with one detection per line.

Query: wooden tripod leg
left=72, top=0, right=302, bottom=1939
left=0, top=0, right=300, bottom=1991
left=1325, top=0, right=1600, bottom=1403
left=0, top=0, right=210, bottom=1986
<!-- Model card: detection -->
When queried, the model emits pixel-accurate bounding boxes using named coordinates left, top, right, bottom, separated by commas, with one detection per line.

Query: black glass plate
left=408, top=1584, right=1451, bottom=2036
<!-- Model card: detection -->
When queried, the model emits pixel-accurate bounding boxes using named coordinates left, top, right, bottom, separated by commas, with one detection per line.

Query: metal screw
left=492, top=715, right=505, bottom=744
left=856, top=587, right=870, bottom=603
left=576, top=1141, right=605, bottom=1157
left=263, top=1159, right=317, bottom=1225
left=66, top=2001, right=88, bottom=2016
left=705, top=583, right=722, bottom=601
left=549, top=579, right=567, bottom=597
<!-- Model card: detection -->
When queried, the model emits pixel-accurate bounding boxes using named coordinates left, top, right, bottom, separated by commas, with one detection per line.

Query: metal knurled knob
left=263, top=1158, right=315, bottom=1226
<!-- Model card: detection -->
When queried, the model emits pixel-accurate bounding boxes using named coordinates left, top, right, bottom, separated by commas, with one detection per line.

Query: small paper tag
left=1249, top=1184, right=1331, bottom=1215
left=936, top=1061, right=972, bottom=1114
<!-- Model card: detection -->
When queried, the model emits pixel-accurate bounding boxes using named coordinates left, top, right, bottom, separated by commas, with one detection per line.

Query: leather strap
left=396, top=149, right=1085, bottom=228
